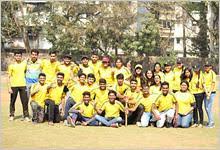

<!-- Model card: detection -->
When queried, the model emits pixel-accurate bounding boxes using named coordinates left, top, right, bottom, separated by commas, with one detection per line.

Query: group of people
left=7, top=50, right=217, bottom=128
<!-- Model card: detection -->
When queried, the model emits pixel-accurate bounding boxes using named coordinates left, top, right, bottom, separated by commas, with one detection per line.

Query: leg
left=193, top=94, right=199, bottom=124
left=9, top=87, right=19, bottom=117
left=135, top=104, right=145, bottom=122
left=30, top=101, right=38, bottom=122
left=45, top=99, right=55, bottom=122
left=181, top=113, right=192, bottom=128
left=108, top=117, right=123, bottom=125
left=206, top=93, right=215, bottom=125
left=19, top=87, right=29, bottom=117
left=156, top=113, right=166, bottom=128
left=54, top=105, right=61, bottom=123
left=166, top=109, right=175, bottom=123
left=140, top=112, right=151, bottom=127
left=64, top=97, right=76, bottom=120
left=37, top=107, right=45, bottom=123
left=197, top=93, right=204, bottom=124
left=95, top=115, right=111, bottom=126
left=177, top=114, right=182, bottom=127
left=26, top=84, right=32, bottom=100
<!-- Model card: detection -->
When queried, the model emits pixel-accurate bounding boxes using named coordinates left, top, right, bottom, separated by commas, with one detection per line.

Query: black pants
left=45, top=99, right=60, bottom=123
left=127, top=105, right=144, bottom=124
left=193, top=93, right=204, bottom=124
left=10, top=86, right=29, bottom=117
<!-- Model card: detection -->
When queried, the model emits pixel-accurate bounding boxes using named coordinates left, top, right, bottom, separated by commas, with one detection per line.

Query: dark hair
left=161, top=81, right=169, bottom=88
left=115, top=57, right=124, bottom=64
left=116, top=73, right=124, bottom=80
left=180, top=80, right=189, bottom=88
left=153, top=62, right=162, bottom=72
left=38, top=73, right=46, bottom=78
left=181, top=67, right=193, bottom=82
left=91, top=51, right=99, bottom=56
left=99, top=78, right=106, bottom=84
left=78, top=72, right=86, bottom=78
left=49, top=51, right=57, bottom=55
left=130, top=78, right=138, bottom=83
left=145, top=70, right=154, bottom=86
left=108, top=90, right=117, bottom=96
left=132, top=67, right=145, bottom=87
left=87, top=73, right=96, bottom=82
left=14, top=51, right=22, bottom=56
left=57, top=72, right=65, bottom=78
left=83, top=91, right=91, bottom=97
left=31, top=49, right=39, bottom=55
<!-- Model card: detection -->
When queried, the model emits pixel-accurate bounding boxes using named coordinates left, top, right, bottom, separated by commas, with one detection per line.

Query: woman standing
left=153, top=62, right=164, bottom=82
left=132, top=64, right=145, bottom=90
left=175, top=80, right=195, bottom=128
left=173, top=59, right=184, bottom=93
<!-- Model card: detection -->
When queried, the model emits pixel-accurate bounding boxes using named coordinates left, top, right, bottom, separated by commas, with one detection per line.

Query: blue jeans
left=204, top=93, right=216, bottom=125
left=177, top=113, right=192, bottom=128
left=70, top=113, right=98, bottom=126
left=64, top=97, right=76, bottom=120
left=95, top=115, right=122, bottom=126
left=140, top=112, right=152, bottom=127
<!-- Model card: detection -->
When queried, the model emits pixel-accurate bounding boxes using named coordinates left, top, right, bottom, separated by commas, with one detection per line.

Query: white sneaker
left=63, top=120, right=69, bottom=126
left=24, top=117, right=31, bottom=122
left=136, top=122, right=142, bottom=127
left=9, top=116, right=14, bottom=121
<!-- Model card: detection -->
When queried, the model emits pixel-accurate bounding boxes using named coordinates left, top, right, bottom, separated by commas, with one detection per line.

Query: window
left=176, top=38, right=181, bottom=44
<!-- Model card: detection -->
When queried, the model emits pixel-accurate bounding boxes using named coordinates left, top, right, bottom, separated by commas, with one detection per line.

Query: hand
left=125, top=108, right=129, bottom=115
left=124, top=96, right=129, bottom=103
left=81, top=122, right=87, bottom=126
left=8, top=88, right=13, bottom=94
left=155, top=115, right=161, bottom=120
left=126, top=61, right=131, bottom=70
left=79, top=109, right=84, bottom=114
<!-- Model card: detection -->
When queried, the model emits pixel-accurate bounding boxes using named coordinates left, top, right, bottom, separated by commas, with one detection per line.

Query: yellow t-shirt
left=136, top=76, right=142, bottom=88
left=79, top=64, right=94, bottom=76
left=154, top=93, right=177, bottom=112
left=125, top=89, right=143, bottom=108
left=70, top=83, right=88, bottom=103
left=150, top=85, right=161, bottom=101
left=113, top=66, right=131, bottom=81
left=154, top=71, right=165, bottom=82
left=31, top=83, right=48, bottom=107
left=140, top=95, right=155, bottom=112
left=56, top=64, right=72, bottom=84
left=164, top=71, right=175, bottom=91
left=88, top=60, right=102, bottom=81
left=94, top=88, right=109, bottom=109
left=98, top=66, right=114, bottom=86
left=203, top=70, right=217, bottom=92
left=47, top=83, right=65, bottom=105
left=41, top=59, right=60, bottom=83
left=112, top=83, right=129, bottom=95
left=101, top=100, right=124, bottom=118
left=173, top=67, right=183, bottom=91
left=190, top=72, right=205, bottom=94
left=8, top=61, right=27, bottom=87
left=175, top=91, right=195, bottom=115
left=85, top=83, right=99, bottom=101
left=74, top=102, right=95, bottom=118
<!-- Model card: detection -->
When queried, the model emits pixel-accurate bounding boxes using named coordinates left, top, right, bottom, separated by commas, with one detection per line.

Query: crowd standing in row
left=7, top=50, right=217, bottom=128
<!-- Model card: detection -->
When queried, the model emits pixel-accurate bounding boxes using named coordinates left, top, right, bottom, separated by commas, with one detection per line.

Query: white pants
left=152, top=109, right=175, bottom=128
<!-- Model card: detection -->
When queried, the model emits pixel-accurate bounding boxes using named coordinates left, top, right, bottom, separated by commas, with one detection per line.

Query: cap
left=193, top=65, right=201, bottom=70
left=164, top=62, right=171, bottom=67
left=204, top=61, right=211, bottom=67
left=102, top=56, right=110, bottom=62
left=135, top=64, right=143, bottom=69
left=81, top=55, right=89, bottom=60
left=176, top=58, right=182, bottom=64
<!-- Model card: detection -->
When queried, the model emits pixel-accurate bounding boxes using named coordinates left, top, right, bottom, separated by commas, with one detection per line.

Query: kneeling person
left=95, top=90, right=125, bottom=128
left=67, top=91, right=98, bottom=127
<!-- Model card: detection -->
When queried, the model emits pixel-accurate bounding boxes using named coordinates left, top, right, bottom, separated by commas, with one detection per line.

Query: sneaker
left=67, top=116, right=75, bottom=127
left=191, top=124, right=198, bottom=128
left=48, top=121, right=54, bottom=126
left=63, top=120, right=68, bottom=126
left=206, top=123, right=215, bottom=128
left=136, top=122, right=141, bottom=127
left=9, top=116, right=14, bottom=121
left=198, top=124, right=203, bottom=128
left=24, top=117, right=31, bottom=122
left=110, top=123, right=119, bottom=128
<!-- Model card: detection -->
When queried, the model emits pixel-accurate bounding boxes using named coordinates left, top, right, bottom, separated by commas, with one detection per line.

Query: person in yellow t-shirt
left=30, top=73, right=49, bottom=123
left=131, top=64, right=145, bottom=90
left=180, top=67, right=193, bottom=88
left=79, top=56, right=94, bottom=76
left=88, top=51, right=102, bottom=82
left=163, top=62, right=175, bottom=92
left=173, top=59, right=184, bottom=93
left=63, top=73, right=87, bottom=121
left=98, top=56, right=115, bottom=87
left=144, top=70, right=155, bottom=87
left=152, top=81, right=178, bottom=128
left=56, top=55, right=79, bottom=85
left=113, top=58, right=131, bottom=82
left=153, top=62, right=165, bottom=82
left=95, top=90, right=126, bottom=128
left=190, top=65, right=205, bottom=128
left=93, top=78, right=110, bottom=111
left=66, top=91, right=98, bottom=127
left=136, top=86, right=154, bottom=127
left=41, top=51, right=60, bottom=83
left=45, top=72, right=66, bottom=125
left=86, top=73, right=98, bottom=101
left=124, top=78, right=144, bottom=125
left=7, top=51, right=30, bottom=121
left=175, top=80, right=195, bottom=128
left=112, top=73, right=129, bottom=101
left=150, top=74, right=162, bottom=101
left=203, top=63, right=217, bottom=128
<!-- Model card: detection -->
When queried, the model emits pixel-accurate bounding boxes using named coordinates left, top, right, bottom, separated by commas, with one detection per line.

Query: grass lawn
left=1, top=75, right=219, bottom=149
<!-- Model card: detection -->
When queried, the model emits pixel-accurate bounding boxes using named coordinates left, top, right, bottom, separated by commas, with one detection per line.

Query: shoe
left=136, top=122, right=141, bottom=127
left=9, top=116, right=14, bottom=121
left=67, top=116, right=75, bottom=127
left=198, top=124, right=203, bottom=128
left=191, top=124, right=198, bottom=128
left=63, top=120, right=68, bottom=126
left=24, top=117, right=31, bottom=122
left=206, top=123, right=215, bottom=128
left=48, top=121, right=54, bottom=126
left=110, top=123, right=119, bottom=128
